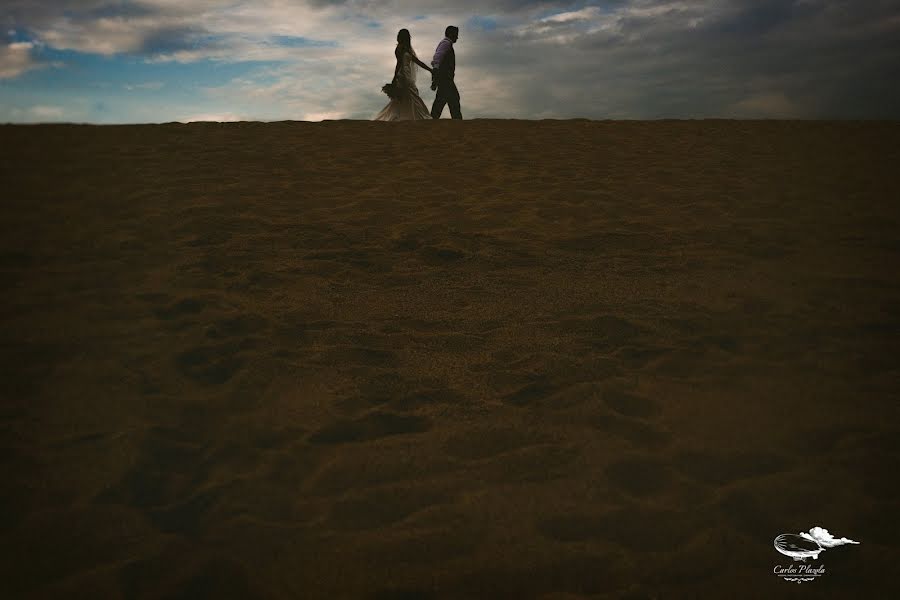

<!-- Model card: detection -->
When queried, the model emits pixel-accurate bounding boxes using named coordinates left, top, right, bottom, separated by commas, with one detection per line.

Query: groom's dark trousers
left=431, top=79, right=462, bottom=119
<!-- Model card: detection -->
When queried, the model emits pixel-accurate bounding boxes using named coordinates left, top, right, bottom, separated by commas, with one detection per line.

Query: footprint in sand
left=604, top=456, right=672, bottom=496
left=673, top=449, right=790, bottom=485
left=602, top=389, right=659, bottom=419
left=308, top=411, right=430, bottom=445
left=418, top=245, right=467, bottom=265
left=537, top=506, right=701, bottom=552
left=592, top=414, right=672, bottom=448
left=174, top=342, right=245, bottom=385
left=502, top=377, right=561, bottom=407
left=326, top=484, right=453, bottom=530
left=443, top=427, right=549, bottom=461
left=203, top=312, right=268, bottom=340
left=152, top=297, right=209, bottom=320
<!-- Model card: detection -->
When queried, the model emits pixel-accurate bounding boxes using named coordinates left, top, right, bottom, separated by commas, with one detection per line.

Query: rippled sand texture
left=2, top=120, right=899, bottom=599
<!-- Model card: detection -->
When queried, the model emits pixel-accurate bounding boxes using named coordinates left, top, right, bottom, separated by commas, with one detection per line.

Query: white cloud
left=730, top=91, right=801, bottom=118
left=2, top=98, right=96, bottom=123
left=23, top=2, right=340, bottom=60
left=124, top=81, right=165, bottom=91
left=0, top=40, right=42, bottom=78
left=624, top=1, right=702, bottom=19
left=36, top=16, right=149, bottom=55
left=540, top=7, right=604, bottom=24
left=179, top=112, right=244, bottom=122
left=301, top=110, right=346, bottom=121
left=515, top=6, right=604, bottom=41
left=31, top=105, right=65, bottom=118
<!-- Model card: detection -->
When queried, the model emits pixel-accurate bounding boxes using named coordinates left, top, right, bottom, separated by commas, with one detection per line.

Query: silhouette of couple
left=374, top=26, right=462, bottom=121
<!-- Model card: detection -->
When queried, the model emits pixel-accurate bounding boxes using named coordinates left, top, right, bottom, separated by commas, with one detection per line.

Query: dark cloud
left=458, top=0, right=900, bottom=118
left=83, top=2, right=159, bottom=20
left=702, top=0, right=814, bottom=37
left=4, top=0, right=124, bottom=26
left=302, top=0, right=566, bottom=11
left=137, top=25, right=211, bottom=54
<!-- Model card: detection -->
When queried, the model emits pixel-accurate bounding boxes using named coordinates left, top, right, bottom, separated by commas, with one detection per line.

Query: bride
left=374, top=29, right=433, bottom=121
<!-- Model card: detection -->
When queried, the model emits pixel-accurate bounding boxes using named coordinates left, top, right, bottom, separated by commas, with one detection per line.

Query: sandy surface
left=1, top=119, right=899, bottom=598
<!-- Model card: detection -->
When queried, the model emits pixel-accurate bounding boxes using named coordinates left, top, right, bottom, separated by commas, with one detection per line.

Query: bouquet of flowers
left=381, top=78, right=401, bottom=99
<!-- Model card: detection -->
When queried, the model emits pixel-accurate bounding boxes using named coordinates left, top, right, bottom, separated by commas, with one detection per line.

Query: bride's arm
left=411, top=54, right=433, bottom=73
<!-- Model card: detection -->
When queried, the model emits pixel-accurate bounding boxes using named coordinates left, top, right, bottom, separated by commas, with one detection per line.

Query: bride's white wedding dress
left=374, top=47, right=431, bottom=121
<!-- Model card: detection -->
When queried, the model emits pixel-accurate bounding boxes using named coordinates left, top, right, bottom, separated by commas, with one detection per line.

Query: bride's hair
left=394, top=28, right=418, bottom=83
left=397, top=29, right=411, bottom=50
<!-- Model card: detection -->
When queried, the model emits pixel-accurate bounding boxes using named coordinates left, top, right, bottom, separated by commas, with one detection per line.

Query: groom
left=430, top=26, right=462, bottom=119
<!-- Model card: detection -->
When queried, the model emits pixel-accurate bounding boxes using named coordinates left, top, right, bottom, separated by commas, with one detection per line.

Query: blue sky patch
left=0, top=46, right=287, bottom=123
left=270, top=35, right=338, bottom=48
left=466, top=16, right=498, bottom=31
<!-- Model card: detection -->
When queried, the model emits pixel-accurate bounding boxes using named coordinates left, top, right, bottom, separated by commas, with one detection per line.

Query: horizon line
left=4, top=117, right=898, bottom=126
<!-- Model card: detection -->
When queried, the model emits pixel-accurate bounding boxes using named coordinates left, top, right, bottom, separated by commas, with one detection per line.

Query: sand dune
left=1, top=120, right=899, bottom=598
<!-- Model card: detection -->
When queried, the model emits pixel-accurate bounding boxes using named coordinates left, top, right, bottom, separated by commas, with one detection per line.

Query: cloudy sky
left=2, top=0, right=898, bottom=122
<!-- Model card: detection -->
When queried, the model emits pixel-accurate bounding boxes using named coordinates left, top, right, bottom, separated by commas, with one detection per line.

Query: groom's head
left=445, top=26, right=458, bottom=42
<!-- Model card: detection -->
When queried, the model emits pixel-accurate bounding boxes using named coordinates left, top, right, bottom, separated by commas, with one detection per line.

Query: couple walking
left=374, top=26, right=462, bottom=121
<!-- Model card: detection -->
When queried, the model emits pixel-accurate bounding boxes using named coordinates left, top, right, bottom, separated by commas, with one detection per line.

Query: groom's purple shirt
left=431, top=37, right=454, bottom=69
